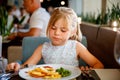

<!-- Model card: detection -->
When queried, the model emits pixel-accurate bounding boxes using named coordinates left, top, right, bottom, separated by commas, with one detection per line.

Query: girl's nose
left=54, top=29, right=60, bottom=35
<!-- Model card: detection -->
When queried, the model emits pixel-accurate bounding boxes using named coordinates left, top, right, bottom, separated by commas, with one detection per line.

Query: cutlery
left=81, top=70, right=95, bottom=80
left=0, top=64, right=30, bottom=79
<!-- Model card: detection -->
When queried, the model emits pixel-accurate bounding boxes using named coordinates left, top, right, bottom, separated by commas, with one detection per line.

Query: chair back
left=21, top=37, right=49, bottom=64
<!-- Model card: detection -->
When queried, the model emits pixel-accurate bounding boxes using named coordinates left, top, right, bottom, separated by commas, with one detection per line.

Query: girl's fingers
left=80, top=66, right=92, bottom=71
left=85, top=66, right=89, bottom=70
left=14, top=63, right=21, bottom=71
left=80, top=66, right=85, bottom=71
left=6, top=63, right=14, bottom=70
left=6, top=62, right=20, bottom=71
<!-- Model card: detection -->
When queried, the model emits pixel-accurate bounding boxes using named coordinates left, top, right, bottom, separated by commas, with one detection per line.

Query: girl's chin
left=52, top=42, right=61, bottom=46
left=52, top=42, right=65, bottom=46
left=51, top=40, right=60, bottom=44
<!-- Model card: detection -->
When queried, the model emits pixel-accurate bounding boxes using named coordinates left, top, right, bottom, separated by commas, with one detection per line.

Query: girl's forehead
left=54, top=18, right=69, bottom=27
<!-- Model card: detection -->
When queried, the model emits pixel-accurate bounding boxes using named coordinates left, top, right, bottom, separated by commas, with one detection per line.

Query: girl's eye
left=51, top=26, right=56, bottom=30
left=61, top=29, right=67, bottom=32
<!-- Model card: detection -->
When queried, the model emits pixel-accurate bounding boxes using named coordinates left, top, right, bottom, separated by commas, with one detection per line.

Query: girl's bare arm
left=22, top=45, right=43, bottom=67
left=76, top=42, right=104, bottom=69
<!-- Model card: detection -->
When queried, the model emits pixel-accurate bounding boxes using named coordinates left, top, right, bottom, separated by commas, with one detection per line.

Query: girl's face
left=49, top=18, right=72, bottom=46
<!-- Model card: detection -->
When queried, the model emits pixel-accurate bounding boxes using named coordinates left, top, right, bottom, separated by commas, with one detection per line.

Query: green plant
left=95, top=9, right=110, bottom=25
left=80, top=12, right=96, bottom=24
left=0, top=6, right=8, bottom=36
left=0, top=6, right=25, bottom=37
left=81, top=2, right=120, bottom=27
left=108, top=2, right=120, bottom=27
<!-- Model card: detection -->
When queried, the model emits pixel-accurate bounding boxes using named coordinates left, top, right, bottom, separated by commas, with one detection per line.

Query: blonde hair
left=46, top=7, right=82, bottom=42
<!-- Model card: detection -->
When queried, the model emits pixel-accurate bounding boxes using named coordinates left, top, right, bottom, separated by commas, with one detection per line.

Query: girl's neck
left=51, top=41, right=68, bottom=47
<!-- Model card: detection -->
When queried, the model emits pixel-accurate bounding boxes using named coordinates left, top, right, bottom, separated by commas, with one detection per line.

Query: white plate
left=19, top=64, right=81, bottom=80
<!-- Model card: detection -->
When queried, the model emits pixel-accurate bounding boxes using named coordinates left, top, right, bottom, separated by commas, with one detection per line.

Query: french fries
left=28, top=66, right=61, bottom=79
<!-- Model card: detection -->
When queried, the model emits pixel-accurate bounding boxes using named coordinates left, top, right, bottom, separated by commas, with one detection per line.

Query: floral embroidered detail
left=42, top=40, right=79, bottom=66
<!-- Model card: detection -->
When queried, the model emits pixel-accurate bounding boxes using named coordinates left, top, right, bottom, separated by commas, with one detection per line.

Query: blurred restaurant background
left=0, top=0, right=120, bottom=68
left=0, top=0, right=120, bottom=28
left=1, top=0, right=120, bottom=15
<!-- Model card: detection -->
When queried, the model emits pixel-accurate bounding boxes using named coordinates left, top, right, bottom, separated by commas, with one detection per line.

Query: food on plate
left=28, top=66, right=71, bottom=79
left=28, top=66, right=61, bottom=79
left=56, top=67, right=71, bottom=77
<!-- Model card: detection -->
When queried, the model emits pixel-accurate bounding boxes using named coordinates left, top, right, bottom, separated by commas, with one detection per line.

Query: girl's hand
left=6, top=62, right=21, bottom=72
left=80, top=66, right=93, bottom=71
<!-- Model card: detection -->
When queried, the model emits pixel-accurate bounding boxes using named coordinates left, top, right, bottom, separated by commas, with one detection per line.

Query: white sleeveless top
left=42, top=40, right=79, bottom=66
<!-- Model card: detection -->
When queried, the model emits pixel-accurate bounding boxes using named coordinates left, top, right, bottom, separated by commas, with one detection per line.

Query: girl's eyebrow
left=53, top=24, right=67, bottom=29
left=62, top=27, right=67, bottom=29
left=53, top=25, right=61, bottom=28
left=53, top=25, right=57, bottom=27
left=61, top=27, right=69, bottom=30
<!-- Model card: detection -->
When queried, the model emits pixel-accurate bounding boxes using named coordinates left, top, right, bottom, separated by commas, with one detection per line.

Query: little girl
left=7, top=7, right=104, bottom=71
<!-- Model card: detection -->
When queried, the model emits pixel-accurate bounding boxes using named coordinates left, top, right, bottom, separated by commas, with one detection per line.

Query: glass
left=0, top=57, right=6, bottom=74
left=0, top=36, right=8, bottom=76
left=0, top=57, right=8, bottom=80
left=114, top=31, right=120, bottom=65
left=0, top=35, right=2, bottom=57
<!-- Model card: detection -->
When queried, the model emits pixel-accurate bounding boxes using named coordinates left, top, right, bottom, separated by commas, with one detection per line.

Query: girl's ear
left=72, top=28, right=77, bottom=35
left=70, top=28, right=77, bottom=37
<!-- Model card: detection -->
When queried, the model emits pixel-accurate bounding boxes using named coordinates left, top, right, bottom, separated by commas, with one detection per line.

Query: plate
left=19, top=64, right=81, bottom=80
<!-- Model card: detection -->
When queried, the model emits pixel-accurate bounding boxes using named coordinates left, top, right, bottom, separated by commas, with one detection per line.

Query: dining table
left=8, top=69, right=120, bottom=80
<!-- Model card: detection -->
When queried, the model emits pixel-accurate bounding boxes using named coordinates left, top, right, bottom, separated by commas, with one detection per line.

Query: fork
left=81, top=70, right=95, bottom=80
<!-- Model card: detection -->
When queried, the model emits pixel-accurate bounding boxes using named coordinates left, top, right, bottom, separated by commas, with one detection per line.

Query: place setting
left=0, top=63, right=101, bottom=80
left=17, top=64, right=81, bottom=80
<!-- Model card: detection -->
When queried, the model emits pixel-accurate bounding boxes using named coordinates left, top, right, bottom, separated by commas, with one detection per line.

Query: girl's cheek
left=49, top=30, right=53, bottom=36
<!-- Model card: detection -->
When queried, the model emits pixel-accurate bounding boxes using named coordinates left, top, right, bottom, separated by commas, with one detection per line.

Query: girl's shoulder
left=68, top=40, right=86, bottom=49
left=67, top=40, right=78, bottom=48
left=68, top=40, right=78, bottom=45
left=68, top=40, right=77, bottom=43
left=69, top=40, right=85, bottom=45
left=43, top=41, right=50, bottom=46
left=75, top=40, right=87, bottom=49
